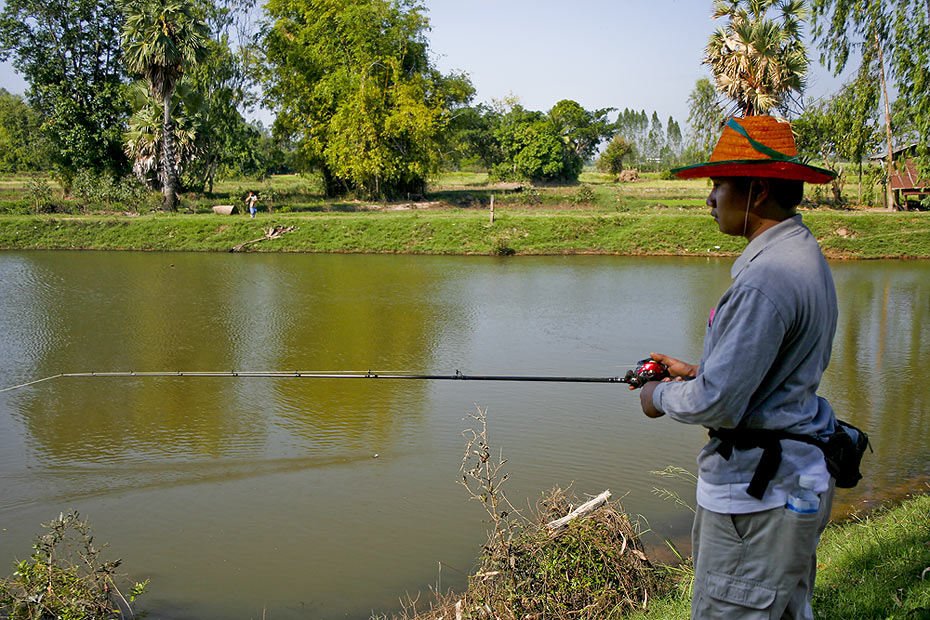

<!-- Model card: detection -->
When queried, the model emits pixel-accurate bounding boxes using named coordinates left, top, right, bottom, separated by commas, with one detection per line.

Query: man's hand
left=649, top=352, right=698, bottom=380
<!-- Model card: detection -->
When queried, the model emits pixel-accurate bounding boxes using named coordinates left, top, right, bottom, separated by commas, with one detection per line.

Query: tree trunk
left=858, top=161, right=863, bottom=206
left=876, top=34, right=898, bottom=211
left=161, top=93, right=179, bottom=211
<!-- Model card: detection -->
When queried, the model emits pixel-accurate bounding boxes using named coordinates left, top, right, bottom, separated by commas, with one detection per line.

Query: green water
left=0, top=251, right=926, bottom=619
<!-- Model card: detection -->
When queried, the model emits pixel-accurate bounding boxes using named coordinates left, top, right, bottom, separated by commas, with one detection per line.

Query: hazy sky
left=0, top=0, right=851, bottom=131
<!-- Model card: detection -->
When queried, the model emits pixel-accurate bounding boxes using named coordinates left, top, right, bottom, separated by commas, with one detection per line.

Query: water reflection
left=825, top=262, right=930, bottom=511
left=0, top=251, right=927, bottom=619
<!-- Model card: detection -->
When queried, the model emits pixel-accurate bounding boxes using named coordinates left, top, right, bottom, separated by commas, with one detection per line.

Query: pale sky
left=0, top=0, right=851, bottom=133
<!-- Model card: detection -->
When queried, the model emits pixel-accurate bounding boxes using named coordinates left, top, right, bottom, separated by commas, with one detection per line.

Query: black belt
left=707, top=427, right=824, bottom=500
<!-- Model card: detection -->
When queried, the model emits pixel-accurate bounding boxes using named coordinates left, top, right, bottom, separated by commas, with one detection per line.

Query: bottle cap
left=798, top=474, right=818, bottom=489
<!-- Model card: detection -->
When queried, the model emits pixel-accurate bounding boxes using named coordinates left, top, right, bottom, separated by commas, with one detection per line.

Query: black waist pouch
left=709, top=418, right=872, bottom=497
left=821, top=420, right=872, bottom=488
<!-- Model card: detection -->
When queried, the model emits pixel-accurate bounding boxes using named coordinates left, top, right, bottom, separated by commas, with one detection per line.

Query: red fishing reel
left=624, top=358, right=669, bottom=388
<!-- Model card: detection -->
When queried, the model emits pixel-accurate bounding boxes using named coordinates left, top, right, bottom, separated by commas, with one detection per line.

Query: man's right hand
left=649, top=352, right=698, bottom=380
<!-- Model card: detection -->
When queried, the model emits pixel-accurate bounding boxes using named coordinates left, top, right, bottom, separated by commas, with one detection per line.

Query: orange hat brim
left=671, top=159, right=836, bottom=184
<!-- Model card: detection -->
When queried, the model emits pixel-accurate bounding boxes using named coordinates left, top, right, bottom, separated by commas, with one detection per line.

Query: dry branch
left=545, top=490, right=611, bottom=533
left=231, top=225, right=297, bottom=252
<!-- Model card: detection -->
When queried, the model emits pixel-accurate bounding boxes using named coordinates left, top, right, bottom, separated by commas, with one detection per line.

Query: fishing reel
left=624, top=358, right=669, bottom=388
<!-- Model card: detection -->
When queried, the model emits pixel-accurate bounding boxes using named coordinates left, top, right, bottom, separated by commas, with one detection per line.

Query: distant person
left=246, top=192, right=258, bottom=218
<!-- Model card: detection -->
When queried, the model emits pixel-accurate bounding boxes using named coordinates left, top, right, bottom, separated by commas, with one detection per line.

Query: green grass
left=0, top=211, right=927, bottom=258
left=625, top=492, right=930, bottom=620
left=0, top=170, right=926, bottom=257
left=813, top=493, right=930, bottom=619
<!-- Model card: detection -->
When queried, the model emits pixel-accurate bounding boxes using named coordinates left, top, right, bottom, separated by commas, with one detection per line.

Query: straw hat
left=671, top=116, right=836, bottom=184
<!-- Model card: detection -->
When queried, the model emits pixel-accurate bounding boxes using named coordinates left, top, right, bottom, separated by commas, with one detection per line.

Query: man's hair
left=733, top=177, right=805, bottom=210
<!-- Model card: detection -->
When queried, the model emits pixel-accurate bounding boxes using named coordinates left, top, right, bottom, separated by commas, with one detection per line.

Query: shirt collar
left=731, top=214, right=805, bottom=279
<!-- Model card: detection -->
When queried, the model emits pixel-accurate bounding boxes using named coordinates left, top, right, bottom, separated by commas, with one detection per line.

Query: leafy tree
left=262, top=0, right=473, bottom=198
left=705, top=0, right=810, bottom=116
left=645, top=111, right=665, bottom=165
left=830, top=66, right=881, bottom=196
left=546, top=99, right=618, bottom=163
left=664, top=116, right=684, bottom=166
left=0, top=89, right=52, bottom=172
left=441, top=103, right=502, bottom=171
left=122, top=0, right=210, bottom=210
left=616, top=109, right=649, bottom=164
left=492, top=105, right=580, bottom=182
left=0, top=0, right=130, bottom=185
left=596, top=135, right=633, bottom=176
left=891, top=1, right=930, bottom=187
left=795, top=66, right=880, bottom=204
left=686, top=78, right=725, bottom=162
left=809, top=0, right=913, bottom=209
left=182, top=0, right=266, bottom=191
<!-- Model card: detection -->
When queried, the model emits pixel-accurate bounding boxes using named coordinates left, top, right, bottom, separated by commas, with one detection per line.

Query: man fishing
left=637, top=115, right=839, bottom=619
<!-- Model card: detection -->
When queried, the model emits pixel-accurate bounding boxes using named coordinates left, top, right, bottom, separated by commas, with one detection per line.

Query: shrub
left=25, top=176, right=53, bottom=214
left=71, top=171, right=152, bottom=212
left=570, top=184, right=596, bottom=205
left=0, top=200, right=32, bottom=215
left=0, top=511, right=147, bottom=619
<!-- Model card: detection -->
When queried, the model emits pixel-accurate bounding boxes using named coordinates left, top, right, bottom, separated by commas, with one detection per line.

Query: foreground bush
left=378, top=407, right=659, bottom=620
left=0, top=511, right=147, bottom=619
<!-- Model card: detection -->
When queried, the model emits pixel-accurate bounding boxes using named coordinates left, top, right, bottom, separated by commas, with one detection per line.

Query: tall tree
left=0, top=0, right=130, bottom=184
left=686, top=78, right=725, bottom=161
left=704, top=0, right=810, bottom=116
left=0, top=88, right=52, bottom=172
left=596, top=135, right=633, bottom=176
left=182, top=0, right=263, bottom=192
left=890, top=1, right=930, bottom=198
left=124, top=81, right=203, bottom=189
left=122, top=0, right=210, bottom=210
left=665, top=116, right=684, bottom=165
left=546, top=99, right=618, bottom=163
left=262, top=0, right=473, bottom=198
left=645, top=111, right=665, bottom=165
left=808, top=0, right=921, bottom=209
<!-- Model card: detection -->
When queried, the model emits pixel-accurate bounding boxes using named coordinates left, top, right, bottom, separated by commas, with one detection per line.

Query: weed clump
left=384, top=407, right=657, bottom=620
left=463, top=487, right=656, bottom=619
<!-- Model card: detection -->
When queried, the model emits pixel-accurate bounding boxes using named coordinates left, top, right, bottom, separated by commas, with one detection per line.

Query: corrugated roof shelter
left=870, top=144, right=929, bottom=209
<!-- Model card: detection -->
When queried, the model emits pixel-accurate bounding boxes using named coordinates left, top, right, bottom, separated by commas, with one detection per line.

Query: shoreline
left=0, top=211, right=928, bottom=258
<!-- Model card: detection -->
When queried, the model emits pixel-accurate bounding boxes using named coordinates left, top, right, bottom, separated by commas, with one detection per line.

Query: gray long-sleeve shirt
left=653, top=215, right=837, bottom=511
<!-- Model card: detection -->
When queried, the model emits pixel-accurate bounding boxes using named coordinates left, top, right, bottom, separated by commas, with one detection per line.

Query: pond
left=0, top=251, right=927, bottom=619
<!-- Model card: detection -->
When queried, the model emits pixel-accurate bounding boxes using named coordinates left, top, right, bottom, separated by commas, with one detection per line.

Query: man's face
left=707, top=177, right=752, bottom=237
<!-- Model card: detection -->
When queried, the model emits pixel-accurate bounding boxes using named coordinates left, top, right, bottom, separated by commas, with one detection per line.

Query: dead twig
left=230, top=225, right=297, bottom=252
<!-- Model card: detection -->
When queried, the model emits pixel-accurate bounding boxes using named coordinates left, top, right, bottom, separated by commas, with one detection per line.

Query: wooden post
left=489, top=194, right=495, bottom=224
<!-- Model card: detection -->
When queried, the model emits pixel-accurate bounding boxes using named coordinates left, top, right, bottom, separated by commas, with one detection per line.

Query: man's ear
left=752, top=178, right=772, bottom=209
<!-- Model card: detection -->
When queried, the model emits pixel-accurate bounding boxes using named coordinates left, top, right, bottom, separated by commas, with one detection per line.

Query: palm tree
left=124, top=81, right=203, bottom=190
left=122, top=0, right=209, bottom=210
left=704, top=0, right=810, bottom=116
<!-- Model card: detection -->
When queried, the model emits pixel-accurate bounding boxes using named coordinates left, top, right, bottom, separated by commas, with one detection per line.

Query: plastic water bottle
left=786, top=475, right=820, bottom=514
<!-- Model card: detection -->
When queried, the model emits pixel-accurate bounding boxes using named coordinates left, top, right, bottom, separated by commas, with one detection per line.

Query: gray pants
left=691, top=482, right=835, bottom=619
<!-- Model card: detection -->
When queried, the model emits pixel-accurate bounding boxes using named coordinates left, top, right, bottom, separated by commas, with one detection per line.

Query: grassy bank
left=0, top=210, right=928, bottom=258
left=627, top=491, right=930, bottom=620
left=1, top=171, right=927, bottom=258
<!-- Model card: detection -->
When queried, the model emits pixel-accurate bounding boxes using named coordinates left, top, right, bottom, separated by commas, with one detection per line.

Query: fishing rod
left=0, top=360, right=670, bottom=394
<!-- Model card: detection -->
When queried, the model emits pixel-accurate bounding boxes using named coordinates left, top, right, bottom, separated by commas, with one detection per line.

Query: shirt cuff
left=651, top=382, right=667, bottom=414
